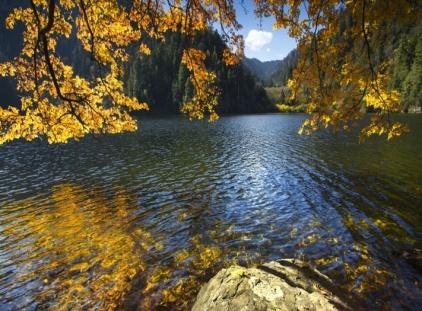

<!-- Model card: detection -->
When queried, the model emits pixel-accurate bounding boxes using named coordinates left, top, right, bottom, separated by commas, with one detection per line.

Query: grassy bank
left=264, top=86, right=285, bottom=103
left=264, top=86, right=305, bottom=113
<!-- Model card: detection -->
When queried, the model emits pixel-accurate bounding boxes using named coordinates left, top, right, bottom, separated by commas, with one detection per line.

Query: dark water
left=0, top=114, right=421, bottom=310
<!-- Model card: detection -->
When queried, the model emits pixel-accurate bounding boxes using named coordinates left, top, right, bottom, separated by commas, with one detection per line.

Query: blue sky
left=233, top=1, right=297, bottom=62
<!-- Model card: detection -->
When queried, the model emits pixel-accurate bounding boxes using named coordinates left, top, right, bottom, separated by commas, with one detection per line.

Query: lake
left=0, top=114, right=421, bottom=310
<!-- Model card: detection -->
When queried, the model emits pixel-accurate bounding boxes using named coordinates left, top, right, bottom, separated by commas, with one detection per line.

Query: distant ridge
left=268, top=49, right=298, bottom=86
left=243, top=49, right=298, bottom=86
left=242, top=58, right=282, bottom=83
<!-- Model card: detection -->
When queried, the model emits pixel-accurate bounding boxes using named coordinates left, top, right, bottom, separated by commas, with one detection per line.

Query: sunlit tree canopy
left=0, top=0, right=421, bottom=143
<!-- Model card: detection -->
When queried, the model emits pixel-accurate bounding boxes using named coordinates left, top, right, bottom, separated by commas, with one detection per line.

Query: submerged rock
left=393, top=248, right=422, bottom=273
left=192, top=259, right=356, bottom=311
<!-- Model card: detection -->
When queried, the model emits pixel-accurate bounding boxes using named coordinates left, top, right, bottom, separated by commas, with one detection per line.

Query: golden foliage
left=0, top=1, right=150, bottom=144
left=1, top=0, right=420, bottom=143
left=222, top=48, right=240, bottom=66
left=255, top=0, right=421, bottom=140
left=181, top=48, right=220, bottom=121
left=0, top=0, right=241, bottom=143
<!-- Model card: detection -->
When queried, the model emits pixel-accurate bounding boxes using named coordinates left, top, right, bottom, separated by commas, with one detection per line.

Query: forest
left=123, top=30, right=273, bottom=115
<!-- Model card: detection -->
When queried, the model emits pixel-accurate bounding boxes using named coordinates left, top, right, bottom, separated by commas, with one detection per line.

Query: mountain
left=242, top=50, right=298, bottom=87
left=242, top=58, right=282, bottom=83
left=269, top=49, right=298, bottom=86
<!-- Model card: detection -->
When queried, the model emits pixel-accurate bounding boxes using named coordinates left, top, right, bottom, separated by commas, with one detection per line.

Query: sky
left=234, top=1, right=297, bottom=62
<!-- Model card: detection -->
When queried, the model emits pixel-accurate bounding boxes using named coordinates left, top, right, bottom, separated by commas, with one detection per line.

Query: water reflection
left=0, top=183, right=234, bottom=310
left=0, top=184, right=153, bottom=309
left=0, top=114, right=421, bottom=310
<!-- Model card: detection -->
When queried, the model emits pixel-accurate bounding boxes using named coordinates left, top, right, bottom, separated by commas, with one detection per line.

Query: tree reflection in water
left=1, top=183, right=229, bottom=310
left=2, top=184, right=155, bottom=309
left=1, top=180, right=420, bottom=310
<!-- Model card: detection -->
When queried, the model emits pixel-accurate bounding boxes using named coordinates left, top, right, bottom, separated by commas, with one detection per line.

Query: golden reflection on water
left=1, top=183, right=229, bottom=310
left=2, top=184, right=152, bottom=310
left=140, top=235, right=223, bottom=310
left=302, top=211, right=416, bottom=301
left=1, top=183, right=417, bottom=309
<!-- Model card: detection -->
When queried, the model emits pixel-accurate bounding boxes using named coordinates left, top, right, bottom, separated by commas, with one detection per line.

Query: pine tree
left=393, top=34, right=416, bottom=89
left=402, top=33, right=422, bottom=110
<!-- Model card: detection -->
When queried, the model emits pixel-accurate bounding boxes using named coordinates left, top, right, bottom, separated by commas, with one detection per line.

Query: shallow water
left=0, top=114, right=421, bottom=310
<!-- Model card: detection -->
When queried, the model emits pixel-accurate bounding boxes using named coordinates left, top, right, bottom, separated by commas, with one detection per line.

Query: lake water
left=0, top=114, right=421, bottom=310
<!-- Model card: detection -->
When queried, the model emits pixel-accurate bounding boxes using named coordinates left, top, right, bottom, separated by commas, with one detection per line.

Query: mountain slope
left=242, top=50, right=298, bottom=87
left=124, top=31, right=273, bottom=114
left=242, top=58, right=282, bottom=83
left=269, top=49, right=298, bottom=86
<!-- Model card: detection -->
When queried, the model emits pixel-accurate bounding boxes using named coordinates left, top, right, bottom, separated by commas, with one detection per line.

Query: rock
left=393, top=248, right=422, bottom=273
left=192, top=259, right=356, bottom=311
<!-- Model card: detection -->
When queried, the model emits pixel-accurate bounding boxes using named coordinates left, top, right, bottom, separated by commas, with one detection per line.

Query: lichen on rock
left=192, top=259, right=357, bottom=311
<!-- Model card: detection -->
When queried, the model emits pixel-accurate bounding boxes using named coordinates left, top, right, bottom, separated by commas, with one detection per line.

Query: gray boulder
left=192, top=259, right=355, bottom=311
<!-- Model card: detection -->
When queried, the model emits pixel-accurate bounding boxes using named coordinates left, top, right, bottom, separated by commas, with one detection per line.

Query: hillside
left=269, top=49, right=298, bottom=86
left=124, top=31, right=273, bottom=115
left=242, top=50, right=298, bottom=87
left=242, top=58, right=282, bottom=84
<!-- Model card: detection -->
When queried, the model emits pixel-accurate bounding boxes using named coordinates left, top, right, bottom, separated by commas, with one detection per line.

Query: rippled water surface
left=0, top=114, right=421, bottom=310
